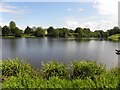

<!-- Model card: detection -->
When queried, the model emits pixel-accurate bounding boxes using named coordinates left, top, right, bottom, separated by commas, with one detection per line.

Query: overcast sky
left=0, top=0, right=119, bottom=31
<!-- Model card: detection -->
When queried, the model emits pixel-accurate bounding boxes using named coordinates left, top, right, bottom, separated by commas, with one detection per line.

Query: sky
left=0, top=0, right=119, bottom=31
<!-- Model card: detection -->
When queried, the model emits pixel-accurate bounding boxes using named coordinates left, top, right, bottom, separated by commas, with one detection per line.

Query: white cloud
left=65, top=0, right=119, bottom=31
left=92, top=0, right=119, bottom=30
left=0, top=2, right=30, bottom=27
left=67, top=8, right=73, bottom=12
left=0, top=2, right=16, bottom=13
left=0, top=2, right=29, bottom=14
left=78, top=8, right=83, bottom=12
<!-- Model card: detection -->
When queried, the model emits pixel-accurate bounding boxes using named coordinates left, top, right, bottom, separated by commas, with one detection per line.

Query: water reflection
left=2, top=38, right=119, bottom=69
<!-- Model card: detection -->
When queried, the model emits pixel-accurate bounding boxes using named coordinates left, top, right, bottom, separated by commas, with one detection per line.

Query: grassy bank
left=1, top=35, right=36, bottom=38
left=1, top=59, right=120, bottom=88
left=108, top=34, right=120, bottom=41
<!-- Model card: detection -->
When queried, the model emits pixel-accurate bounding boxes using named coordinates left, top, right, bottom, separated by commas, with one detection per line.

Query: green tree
left=24, top=26, right=34, bottom=35
left=59, top=28, right=69, bottom=37
left=74, top=27, right=82, bottom=38
left=47, top=26, right=54, bottom=36
left=14, top=27, right=23, bottom=37
left=2, top=26, right=12, bottom=36
left=107, top=27, right=120, bottom=36
left=0, top=26, right=2, bottom=35
left=52, top=29, right=59, bottom=37
left=34, top=27, right=45, bottom=37
left=9, top=21, right=16, bottom=34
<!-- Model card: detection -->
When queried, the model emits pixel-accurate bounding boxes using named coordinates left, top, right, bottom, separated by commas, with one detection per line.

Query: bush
left=34, top=27, right=45, bottom=37
left=70, top=60, right=106, bottom=79
left=40, top=60, right=68, bottom=79
left=2, top=59, right=20, bottom=76
left=2, top=58, right=35, bottom=77
left=1, top=59, right=119, bottom=88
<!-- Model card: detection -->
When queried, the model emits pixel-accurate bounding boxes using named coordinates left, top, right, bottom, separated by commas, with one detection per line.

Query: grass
left=2, top=36, right=15, bottom=38
left=22, top=34, right=36, bottom=38
left=1, top=59, right=120, bottom=89
left=108, top=34, right=120, bottom=41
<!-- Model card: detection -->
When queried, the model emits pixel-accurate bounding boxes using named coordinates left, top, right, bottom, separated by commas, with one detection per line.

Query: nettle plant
left=2, top=58, right=33, bottom=77
left=70, top=60, right=107, bottom=79
left=40, top=60, right=68, bottom=79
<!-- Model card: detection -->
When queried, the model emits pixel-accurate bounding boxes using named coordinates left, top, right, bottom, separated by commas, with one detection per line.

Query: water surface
left=2, top=38, right=119, bottom=68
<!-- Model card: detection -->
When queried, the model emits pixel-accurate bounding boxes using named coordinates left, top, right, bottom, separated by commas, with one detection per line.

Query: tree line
left=0, top=21, right=120, bottom=38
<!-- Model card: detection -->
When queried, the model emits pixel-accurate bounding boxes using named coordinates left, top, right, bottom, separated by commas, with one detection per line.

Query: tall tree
left=0, top=26, right=2, bottom=35
left=47, top=26, right=54, bottom=36
left=74, top=27, right=82, bottom=38
left=52, top=29, right=59, bottom=37
left=14, top=27, right=23, bottom=37
left=9, top=21, right=16, bottom=35
left=24, top=26, right=33, bottom=35
left=2, top=26, right=12, bottom=36
left=34, top=27, right=45, bottom=37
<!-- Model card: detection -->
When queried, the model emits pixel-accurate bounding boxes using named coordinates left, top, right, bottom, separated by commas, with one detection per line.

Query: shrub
left=2, top=59, right=20, bottom=76
left=70, top=60, right=106, bottom=79
left=2, top=58, right=34, bottom=77
left=1, top=59, right=119, bottom=89
left=40, top=60, right=68, bottom=79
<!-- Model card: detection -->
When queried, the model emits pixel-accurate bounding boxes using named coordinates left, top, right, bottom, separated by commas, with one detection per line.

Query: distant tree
left=74, top=27, right=82, bottom=33
left=14, top=27, right=23, bottom=37
left=69, top=29, right=74, bottom=33
left=74, top=27, right=82, bottom=38
left=0, top=26, right=2, bottom=35
left=2, top=26, right=12, bottom=36
left=59, top=28, right=69, bottom=37
left=9, top=21, right=16, bottom=34
left=82, top=28, right=91, bottom=37
left=24, top=26, right=34, bottom=35
left=47, top=26, right=54, bottom=36
left=34, top=27, right=45, bottom=37
left=32, top=26, right=37, bottom=31
left=52, top=29, right=59, bottom=37
left=9, top=21, right=16, bottom=29
left=107, top=27, right=120, bottom=36
left=103, top=32, right=109, bottom=38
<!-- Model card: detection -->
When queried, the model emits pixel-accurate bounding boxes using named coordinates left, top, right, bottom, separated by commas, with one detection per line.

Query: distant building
left=45, top=29, right=48, bottom=35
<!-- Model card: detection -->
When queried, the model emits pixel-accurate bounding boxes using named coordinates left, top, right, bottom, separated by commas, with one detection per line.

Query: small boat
left=115, top=49, right=120, bottom=55
left=115, top=49, right=120, bottom=52
left=116, top=52, right=120, bottom=54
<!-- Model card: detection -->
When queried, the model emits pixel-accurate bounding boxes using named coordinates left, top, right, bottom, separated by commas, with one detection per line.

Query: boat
left=115, top=49, right=120, bottom=52
left=115, top=49, right=120, bottom=55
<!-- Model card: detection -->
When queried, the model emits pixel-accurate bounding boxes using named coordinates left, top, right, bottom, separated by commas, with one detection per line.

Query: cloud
left=78, top=8, right=83, bottom=12
left=0, top=2, right=29, bottom=14
left=65, top=0, right=119, bottom=31
left=92, top=0, right=119, bottom=30
left=64, top=15, right=117, bottom=31
left=67, top=8, right=73, bottom=12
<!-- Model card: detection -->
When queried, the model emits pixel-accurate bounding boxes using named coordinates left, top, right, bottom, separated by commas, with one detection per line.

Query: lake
left=1, top=38, right=120, bottom=69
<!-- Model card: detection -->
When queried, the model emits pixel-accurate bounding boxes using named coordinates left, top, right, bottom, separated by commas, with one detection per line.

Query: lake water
left=1, top=38, right=120, bottom=69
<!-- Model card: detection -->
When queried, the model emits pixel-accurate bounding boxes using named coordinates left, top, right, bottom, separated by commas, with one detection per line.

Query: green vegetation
left=1, top=59, right=120, bottom=88
left=1, top=21, right=120, bottom=41
left=108, top=34, right=120, bottom=41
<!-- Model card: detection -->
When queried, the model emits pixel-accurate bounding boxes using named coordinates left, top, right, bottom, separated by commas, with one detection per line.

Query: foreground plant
left=70, top=60, right=106, bottom=79
left=1, top=59, right=120, bottom=88
left=40, top=60, right=68, bottom=79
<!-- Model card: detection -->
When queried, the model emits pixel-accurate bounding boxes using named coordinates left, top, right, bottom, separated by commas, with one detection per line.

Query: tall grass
left=1, top=59, right=120, bottom=88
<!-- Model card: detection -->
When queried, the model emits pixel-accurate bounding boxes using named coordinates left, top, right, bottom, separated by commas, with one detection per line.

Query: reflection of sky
left=2, top=38, right=119, bottom=68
